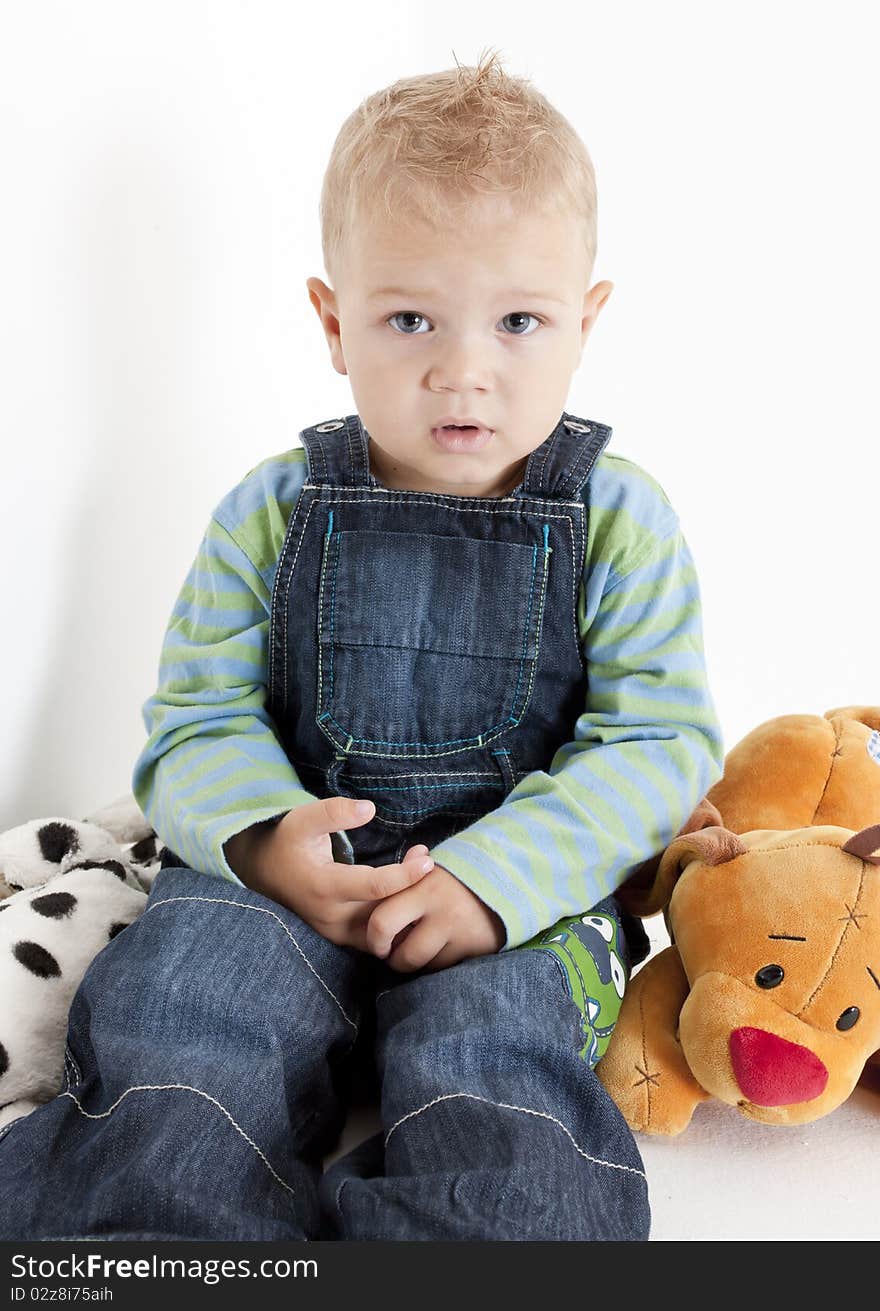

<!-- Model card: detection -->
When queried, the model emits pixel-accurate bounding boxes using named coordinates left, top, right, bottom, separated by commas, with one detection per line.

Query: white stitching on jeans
left=144, top=896, right=357, bottom=1032
left=300, top=486, right=585, bottom=510
left=60, top=1084, right=304, bottom=1206
left=65, top=1043, right=82, bottom=1086
left=384, top=1092, right=646, bottom=1179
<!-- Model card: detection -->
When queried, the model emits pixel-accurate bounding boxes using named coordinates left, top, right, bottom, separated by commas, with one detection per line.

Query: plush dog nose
left=729, top=1026, right=829, bottom=1105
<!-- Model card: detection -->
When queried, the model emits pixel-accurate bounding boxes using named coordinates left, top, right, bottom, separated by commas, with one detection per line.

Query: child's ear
left=306, top=276, right=330, bottom=317
left=305, top=277, right=348, bottom=377
left=579, top=280, right=614, bottom=351
left=591, top=279, right=614, bottom=314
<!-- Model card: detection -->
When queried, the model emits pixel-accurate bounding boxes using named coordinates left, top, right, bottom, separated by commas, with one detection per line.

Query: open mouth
left=430, top=423, right=494, bottom=451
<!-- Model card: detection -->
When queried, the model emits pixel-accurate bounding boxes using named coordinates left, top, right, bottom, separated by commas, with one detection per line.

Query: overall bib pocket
left=315, top=522, right=552, bottom=759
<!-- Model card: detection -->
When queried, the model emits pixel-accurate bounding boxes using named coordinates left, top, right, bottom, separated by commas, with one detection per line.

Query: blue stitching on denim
left=373, top=798, right=502, bottom=815
left=318, top=707, right=519, bottom=749
left=317, top=528, right=548, bottom=750
left=301, top=497, right=579, bottom=680
left=493, top=523, right=547, bottom=735
left=347, top=770, right=497, bottom=780
left=328, top=529, right=340, bottom=700
left=502, top=542, right=538, bottom=729
left=360, top=783, right=509, bottom=818
left=365, top=781, right=504, bottom=792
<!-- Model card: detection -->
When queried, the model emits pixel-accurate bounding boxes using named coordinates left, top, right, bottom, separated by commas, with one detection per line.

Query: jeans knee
left=68, top=867, right=367, bottom=1090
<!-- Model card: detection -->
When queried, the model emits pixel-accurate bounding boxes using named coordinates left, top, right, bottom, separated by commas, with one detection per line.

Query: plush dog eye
left=836, top=1007, right=860, bottom=1031
left=755, top=964, right=784, bottom=988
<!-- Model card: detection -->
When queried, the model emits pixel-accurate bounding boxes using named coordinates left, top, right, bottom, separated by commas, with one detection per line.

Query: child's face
left=307, top=194, right=612, bottom=497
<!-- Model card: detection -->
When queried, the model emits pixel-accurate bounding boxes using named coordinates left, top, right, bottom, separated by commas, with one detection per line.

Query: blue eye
left=387, top=312, right=430, bottom=335
left=500, top=312, right=540, bottom=336
left=386, top=311, right=542, bottom=336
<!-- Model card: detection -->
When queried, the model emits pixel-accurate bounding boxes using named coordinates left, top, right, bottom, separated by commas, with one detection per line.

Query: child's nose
left=426, top=342, right=493, bottom=392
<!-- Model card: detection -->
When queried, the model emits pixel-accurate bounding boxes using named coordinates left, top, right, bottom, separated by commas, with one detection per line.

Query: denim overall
left=0, top=411, right=650, bottom=1242
left=269, top=410, right=616, bottom=866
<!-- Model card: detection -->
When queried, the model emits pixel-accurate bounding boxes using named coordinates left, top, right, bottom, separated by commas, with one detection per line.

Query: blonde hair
left=319, top=48, right=598, bottom=285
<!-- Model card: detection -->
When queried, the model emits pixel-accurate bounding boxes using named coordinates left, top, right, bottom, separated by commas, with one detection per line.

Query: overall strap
left=297, top=410, right=612, bottom=497
left=297, top=414, right=372, bottom=487
left=516, top=412, right=612, bottom=501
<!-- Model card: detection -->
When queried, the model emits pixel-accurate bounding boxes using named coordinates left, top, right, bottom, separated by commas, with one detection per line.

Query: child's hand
left=365, top=864, right=506, bottom=972
left=223, top=797, right=436, bottom=951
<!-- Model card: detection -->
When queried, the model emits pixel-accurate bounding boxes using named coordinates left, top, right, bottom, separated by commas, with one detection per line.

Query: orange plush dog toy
left=597, top=706, right=880, bottom=1133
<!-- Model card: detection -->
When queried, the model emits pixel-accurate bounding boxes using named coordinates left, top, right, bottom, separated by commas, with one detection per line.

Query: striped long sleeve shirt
left=132, top=443, right=724, bottom=949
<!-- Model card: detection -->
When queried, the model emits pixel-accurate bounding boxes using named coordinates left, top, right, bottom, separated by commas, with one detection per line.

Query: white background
left=2, top=1, right=878, bottom=1240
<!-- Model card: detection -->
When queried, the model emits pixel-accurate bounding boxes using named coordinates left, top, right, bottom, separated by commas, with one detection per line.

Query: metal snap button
left=563, top=419, right=592, bottom=434
left=315, top=419, right=345, bottom=432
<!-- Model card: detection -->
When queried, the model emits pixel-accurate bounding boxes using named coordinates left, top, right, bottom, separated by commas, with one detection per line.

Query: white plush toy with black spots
left=0, top=797, right=172, bottom=1129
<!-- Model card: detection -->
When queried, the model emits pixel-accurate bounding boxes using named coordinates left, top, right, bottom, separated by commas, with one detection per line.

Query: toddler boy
left=0, top=53, right=723, bottom=1241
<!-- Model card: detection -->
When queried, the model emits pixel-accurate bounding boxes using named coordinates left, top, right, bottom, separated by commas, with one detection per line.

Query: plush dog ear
left=842, top=824, right=880, bottom=865
left=616, top=798, right=734, bottom=917
left=824, top=706, right=880, bottom=733
left=618, top=820, right=748, bottom=918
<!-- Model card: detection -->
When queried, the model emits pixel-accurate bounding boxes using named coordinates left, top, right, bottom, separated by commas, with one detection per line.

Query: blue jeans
left=0, top=866, right=649, bottom=1241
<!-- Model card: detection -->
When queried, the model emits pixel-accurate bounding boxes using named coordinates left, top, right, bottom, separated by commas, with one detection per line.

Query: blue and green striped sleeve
left=131, top=448, right=314, bottom=880
left=429, top=455, right=725, bottom=948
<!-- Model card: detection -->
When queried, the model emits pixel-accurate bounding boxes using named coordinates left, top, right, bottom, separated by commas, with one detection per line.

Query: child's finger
left=331, top=850, right=434, bottom=903
left=387, top=919, right=448, bottom=973
left=365, top=881, right=426, bottom=957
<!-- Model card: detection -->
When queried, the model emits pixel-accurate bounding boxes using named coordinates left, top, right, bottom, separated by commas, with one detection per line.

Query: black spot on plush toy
left=35, top=822, right=81, bottom=867
left=0, top=795, right=172, bottom=1129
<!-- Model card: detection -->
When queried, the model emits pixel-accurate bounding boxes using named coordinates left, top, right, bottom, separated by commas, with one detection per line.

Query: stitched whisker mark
left=638, top=988, right=653, bottom=1123
left=838, top=903, right=867, bottom=930
left=633, top=1063, right=660, bottom=1088
left=799, top=867, right=867, bottom=1016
